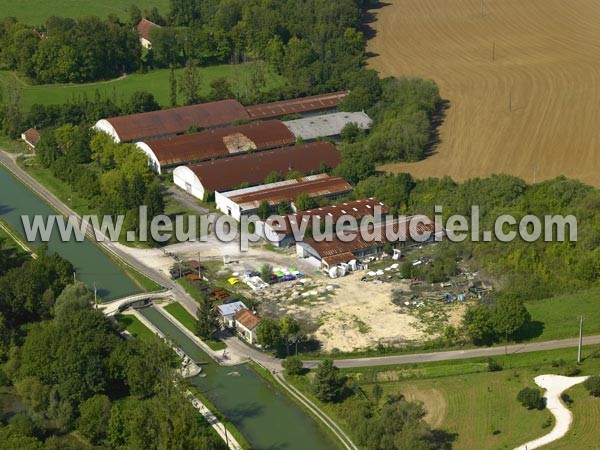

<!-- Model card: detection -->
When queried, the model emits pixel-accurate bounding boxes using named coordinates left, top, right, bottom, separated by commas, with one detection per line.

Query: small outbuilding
left=136, top=18, right=160, bottom=49
left=216, top=301, right=247, bottom=328
left=21, top=128, right=41, bottom=149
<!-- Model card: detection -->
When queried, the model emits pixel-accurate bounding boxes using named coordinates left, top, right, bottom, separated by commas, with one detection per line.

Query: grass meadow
left=0, top=0, right=169, bottom=25
left=0, top=64, right=285, bottom=111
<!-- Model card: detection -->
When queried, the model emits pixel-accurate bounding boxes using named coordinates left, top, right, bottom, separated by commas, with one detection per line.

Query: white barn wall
left=93, top=119, right=121, bottom=143
left=215, top=192, right=243, bottom=221
left=173, top=166, right=206, bottom=200
left=135, top=142, right=163, bottom=174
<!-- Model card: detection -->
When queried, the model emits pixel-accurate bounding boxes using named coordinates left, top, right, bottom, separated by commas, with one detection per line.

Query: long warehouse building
left=245, top=91, right=349, bottom=119
left=173, top=141, right=341, bottom=200
left=94, top=91, right=349, bottom=143
left=94, top=99, right=250, bottom=143
left=136, top=120, right=296, bottom=173
left=215, top=174, right=353, bottom=221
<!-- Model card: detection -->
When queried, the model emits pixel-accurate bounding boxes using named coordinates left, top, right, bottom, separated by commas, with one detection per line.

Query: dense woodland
left=0, top=244, right=226, bottom=449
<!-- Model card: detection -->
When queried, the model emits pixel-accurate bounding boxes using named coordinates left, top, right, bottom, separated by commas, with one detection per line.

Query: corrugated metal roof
left=302, top=216, right=437, bottom=258
left=284, top=111, right=372, bottom=141
left=183, top=141, right=341, bottom=191
left=272, top=198, right=390, bottom=236
left=142, top=120, right=295, bottom=167
left=104, top=99, right=250, bottom=142
left=224, top=175, right=353, bottom=211
left=322, top=252, right=356, bottom=266
left=245, top=91, right=349, bottom=119
left=216, top=301, right=247, bottom=317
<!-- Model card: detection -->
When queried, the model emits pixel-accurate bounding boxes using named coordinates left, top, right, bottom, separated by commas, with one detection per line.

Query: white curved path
left=514, top=374, right=589, bottom=450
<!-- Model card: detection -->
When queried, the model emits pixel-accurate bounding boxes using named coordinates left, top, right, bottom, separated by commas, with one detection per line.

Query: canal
left=0, top=165, right=139, bottom=300
left=0, top=164, right=338, bottom=450
left=139, top=306, right=337, bottom=450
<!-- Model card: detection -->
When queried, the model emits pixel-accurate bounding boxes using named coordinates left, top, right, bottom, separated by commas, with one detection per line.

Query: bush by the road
left=584, top=375, right=600, bottom=397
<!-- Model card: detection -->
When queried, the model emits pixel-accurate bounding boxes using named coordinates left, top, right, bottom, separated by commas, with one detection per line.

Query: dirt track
left=369, top=0, right=600, bottom=186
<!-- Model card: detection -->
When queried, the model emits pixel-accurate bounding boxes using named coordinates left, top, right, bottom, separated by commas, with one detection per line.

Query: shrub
left=517, top=387, right=545, bottom=410
left=583, top=375, right=600, bottom=397
left=282, top=357, right=304, bottom=376
left=487, top=358, right=503, bottom=372
left=562, top=365, right=581, bottom=377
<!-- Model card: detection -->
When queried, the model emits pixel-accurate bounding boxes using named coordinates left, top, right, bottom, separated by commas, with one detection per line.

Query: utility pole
left=578, top=316, right=584, bottom=364
left=509, top=91, right=512, bottom=112
left=198, top=251, right=202, bottom=281
left=481, top=0, right=484, bottom=16
left=492, top=41, right=495, bottom=61
left=94, top=282, right=98, bottom=310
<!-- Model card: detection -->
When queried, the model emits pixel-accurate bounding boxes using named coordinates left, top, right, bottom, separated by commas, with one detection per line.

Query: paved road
left=318, top=335, right=600, bottom=369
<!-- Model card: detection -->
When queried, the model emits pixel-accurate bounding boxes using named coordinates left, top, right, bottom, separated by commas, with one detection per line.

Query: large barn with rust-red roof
left=136, top=119, right=296, bottom=173
left=93, top=99, right=250, bottom=143
left=172, top=141, right=341, bottom=199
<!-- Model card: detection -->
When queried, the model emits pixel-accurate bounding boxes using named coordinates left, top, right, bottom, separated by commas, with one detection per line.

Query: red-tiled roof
left=302, top=216, right=437, bottom=258
left=21, top=128, right=41, bottom=146
left=271, top=198, right=389, bottom=236
left=225, top=175, right=353, bottom=210
left=245, top=91, right=349, bottom=119
left=103, top=99, right=250, bottom=142
left=182, top=141, right=341, bottom=191
left=143, top=120, right=295, bottom=167
left=136, top=18, right=160, bottom=41
left=234, top=308, right=260, bottom=331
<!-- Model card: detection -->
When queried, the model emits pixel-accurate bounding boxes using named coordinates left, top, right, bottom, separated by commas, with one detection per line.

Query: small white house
left=136, top=18, right=160, bottom=49
left=234, top=308, right=260, bottom=344
left=216, top=301, right=247, bottom=328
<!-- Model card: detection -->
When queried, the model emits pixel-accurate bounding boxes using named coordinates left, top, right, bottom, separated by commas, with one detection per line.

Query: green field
left=115, top=313, right=155, bottom=342
left=0, top=64, right=285, bottom=111
left=544, top=384, right=600, bottom=450
left=524, top=289, right=600, bottom=342
left=0, top=0, right=169, bottom=25
left=290, top=345, right=600, bottom=450
left=164, top=302, right=197, bottom=333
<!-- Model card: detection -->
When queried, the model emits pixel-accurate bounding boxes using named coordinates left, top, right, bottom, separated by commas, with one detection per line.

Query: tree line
left=34, top=124, right=165, bottom=241
left=0, top=16, right=140, bottom=84
left=0, top=245, right=226, bottom=449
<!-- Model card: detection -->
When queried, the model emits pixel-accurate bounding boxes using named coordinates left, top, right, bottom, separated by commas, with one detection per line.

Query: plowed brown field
left=369, top=0, right=600, bottom=185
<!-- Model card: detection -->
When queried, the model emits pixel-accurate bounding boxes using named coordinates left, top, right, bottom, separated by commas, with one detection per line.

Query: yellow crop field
left=369, top=0, right=600, bottom=185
